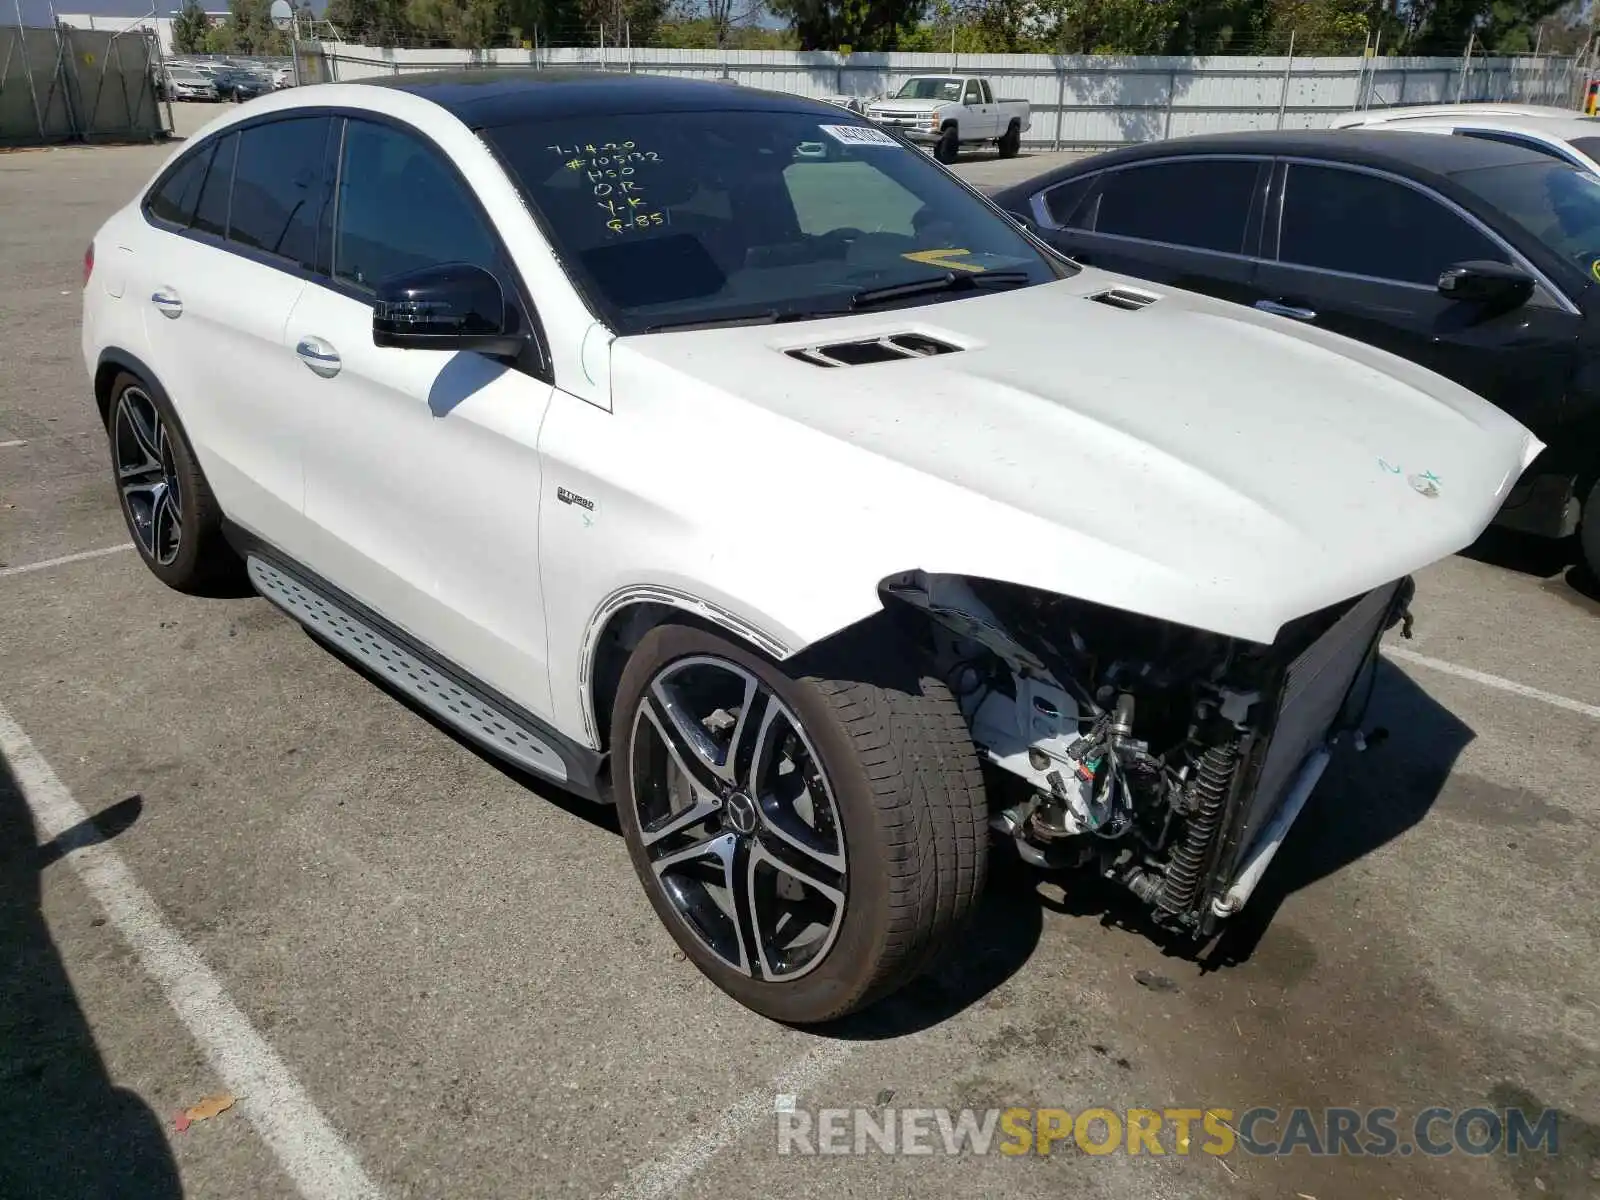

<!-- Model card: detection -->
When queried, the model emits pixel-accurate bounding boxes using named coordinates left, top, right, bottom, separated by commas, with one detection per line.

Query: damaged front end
left=884, top=571, right=1415, bottom=938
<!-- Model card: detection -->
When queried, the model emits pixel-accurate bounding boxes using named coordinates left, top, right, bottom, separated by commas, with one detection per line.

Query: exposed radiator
left=1229, top=581, right=1398, bottom=856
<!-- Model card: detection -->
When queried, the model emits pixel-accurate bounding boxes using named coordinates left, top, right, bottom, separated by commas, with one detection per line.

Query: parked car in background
left=215, top=68, right=274, bottom=103
left=271, top=66, right=295, bottom=89
left=82, top=71, right=1538, bottom=1023
left=159, top=66, right=220, bottom=102
left=993, top=129, right=1600, bottom=574
left=1331, top=102, right=1600, bottom=176
left=866, top=75, right=1030, bottom=162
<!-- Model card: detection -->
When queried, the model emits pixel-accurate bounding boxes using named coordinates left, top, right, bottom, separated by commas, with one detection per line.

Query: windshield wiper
left=849, top=270, right=1033, bottom=310
left=641, top=308, right=851, bottom=333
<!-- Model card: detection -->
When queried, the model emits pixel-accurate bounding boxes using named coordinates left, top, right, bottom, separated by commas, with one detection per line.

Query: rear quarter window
left=146, top=143, right=213, bottom=227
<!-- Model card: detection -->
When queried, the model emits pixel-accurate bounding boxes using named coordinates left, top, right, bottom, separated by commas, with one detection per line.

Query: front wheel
left=934, top=126, right=960, bottom=164
left=613, top=620, right=988, bottom=1024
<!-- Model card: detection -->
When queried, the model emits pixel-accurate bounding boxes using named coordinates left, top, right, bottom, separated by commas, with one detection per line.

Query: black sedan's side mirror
left=373, top=263, right=524, bottom=356
left=1437, top=260, right=1535, bottom=310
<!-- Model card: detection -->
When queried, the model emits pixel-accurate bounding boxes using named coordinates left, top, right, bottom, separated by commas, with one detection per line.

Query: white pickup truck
left=865, top=75, right=1031, bottom=162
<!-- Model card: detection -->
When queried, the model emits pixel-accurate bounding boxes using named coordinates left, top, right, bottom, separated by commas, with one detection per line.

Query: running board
left=246, top=554, right=570, bottom=784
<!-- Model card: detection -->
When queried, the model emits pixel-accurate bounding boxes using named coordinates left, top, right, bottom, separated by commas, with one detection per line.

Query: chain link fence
left=1, top=24, right=169, bottom=146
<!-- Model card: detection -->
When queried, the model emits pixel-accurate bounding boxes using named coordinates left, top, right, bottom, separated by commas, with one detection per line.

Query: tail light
left=82, top=242, right=94, bottom=288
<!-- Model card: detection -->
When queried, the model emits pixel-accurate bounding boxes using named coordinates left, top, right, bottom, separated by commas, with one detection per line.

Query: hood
left=612, top=272, right=1541, bottom=644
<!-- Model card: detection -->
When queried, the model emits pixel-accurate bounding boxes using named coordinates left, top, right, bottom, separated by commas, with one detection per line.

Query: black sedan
left=214, top=68, right=273, bottom=103
left=993, top=130, right=1600, bottom=575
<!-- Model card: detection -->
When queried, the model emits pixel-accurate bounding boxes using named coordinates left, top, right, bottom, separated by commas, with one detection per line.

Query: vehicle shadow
left=297, top=626, right=621, bottom=836
left=1457, top=527, right=1600, bottom=605
left=1025, top=659, right=1473, bottom=971
left=0, top=755, right=181, bottom=1199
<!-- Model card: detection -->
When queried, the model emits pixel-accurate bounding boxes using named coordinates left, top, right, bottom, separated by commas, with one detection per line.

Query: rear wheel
left=613, top=620, right=988, bottom=1024
left=105, top=371, right=235, bottom=592
left=998, top=121, right=1021, bottom=158
left=934, top=126, right=960, bottom=164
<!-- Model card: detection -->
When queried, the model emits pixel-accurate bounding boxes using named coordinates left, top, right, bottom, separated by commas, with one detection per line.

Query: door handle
left=296, top=336, right=341, bottom=379
left=150, top=288, right=183, bottom=319
left=1254, top=299, right=1318, bottom=321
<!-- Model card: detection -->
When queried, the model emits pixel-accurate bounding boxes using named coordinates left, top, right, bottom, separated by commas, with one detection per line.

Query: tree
left=324, top=0, right=416, bottom=43
left=765, top=0, right=928, bottom=49
left=1260, top=0, right=1369, bottom=52
left=172, top=0, right=213, bottom=54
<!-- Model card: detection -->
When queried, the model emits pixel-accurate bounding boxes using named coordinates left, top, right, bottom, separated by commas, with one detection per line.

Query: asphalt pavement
left=1, top=105, right=1597, bottom=1200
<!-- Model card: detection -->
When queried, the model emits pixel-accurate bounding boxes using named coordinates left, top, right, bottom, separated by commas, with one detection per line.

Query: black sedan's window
left=1454, top=160, right=1600, bottom=277
left=1278, top=163, right=1504, bottom=286
left=1087, top=159, right=1260, bottom=254
left=1040, top=174, right=1097, bottom=227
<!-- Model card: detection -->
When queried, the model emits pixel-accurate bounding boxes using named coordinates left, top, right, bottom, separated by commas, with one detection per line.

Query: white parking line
left=0, top=703, right=387, bottom=1200
left=1383, top=645, right=1600, bottom=720
left=0, top=542, right=133, bottom=578
left=602, top=1041, right=855, bottom=1200
left=0, top=438, right=25, bottom=449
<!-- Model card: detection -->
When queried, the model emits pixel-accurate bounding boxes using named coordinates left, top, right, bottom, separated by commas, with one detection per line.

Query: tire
left=103, top=370, right=236, bottom=592
left=998, top=121, right=1021, bottom=159
left=1580, top=477, right=1600, bottom=583
left=934, top=126, right=960, bottom=164
left=613, top=619, right=988, bottom=1024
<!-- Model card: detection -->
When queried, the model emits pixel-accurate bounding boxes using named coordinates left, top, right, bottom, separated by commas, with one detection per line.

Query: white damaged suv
left=82, top=70, right=1541, bottom=1024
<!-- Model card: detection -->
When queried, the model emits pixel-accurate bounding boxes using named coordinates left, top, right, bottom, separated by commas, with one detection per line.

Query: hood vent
left=785, top=333, right=962, bottom=368
left=1087, top=287, right=1160, bottom=311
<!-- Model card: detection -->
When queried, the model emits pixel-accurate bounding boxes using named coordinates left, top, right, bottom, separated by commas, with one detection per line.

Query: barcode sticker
left=818, top=123, right=902, bottom=147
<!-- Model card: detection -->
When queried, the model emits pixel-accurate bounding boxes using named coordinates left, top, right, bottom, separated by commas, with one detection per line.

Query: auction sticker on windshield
left=819, top=124, right=901, bottom=147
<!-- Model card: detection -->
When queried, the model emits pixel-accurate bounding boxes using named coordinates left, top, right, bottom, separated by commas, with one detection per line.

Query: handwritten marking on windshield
left=901, top=247, right=987, bottom=273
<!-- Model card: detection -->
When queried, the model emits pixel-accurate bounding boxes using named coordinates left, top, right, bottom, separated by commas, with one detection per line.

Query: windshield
left=894, top=77, right=963, bottom=101
left=1455, top=160, right=1600, bottom=276
left=481, top=110, right=1063, bottom=334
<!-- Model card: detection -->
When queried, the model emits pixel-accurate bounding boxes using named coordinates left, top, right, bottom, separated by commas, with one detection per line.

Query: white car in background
left=1330, top=103, right=1600, bottom=175
left=81, top=71, right=1539, bottom=1025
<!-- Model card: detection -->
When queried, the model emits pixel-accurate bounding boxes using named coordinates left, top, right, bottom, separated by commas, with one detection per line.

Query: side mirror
left=373, top=263, right=524, bottom=356
left=1437, top=260, right=1534, bottom=309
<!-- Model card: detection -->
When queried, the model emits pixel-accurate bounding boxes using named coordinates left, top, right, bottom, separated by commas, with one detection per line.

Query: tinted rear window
left=147, top=144, right=211, bottom=226
left=1087, top=159, right=1260, bottom=253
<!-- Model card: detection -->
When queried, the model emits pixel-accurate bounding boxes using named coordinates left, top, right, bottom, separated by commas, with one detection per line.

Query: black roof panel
left=357, top=68, right=840, bottom=127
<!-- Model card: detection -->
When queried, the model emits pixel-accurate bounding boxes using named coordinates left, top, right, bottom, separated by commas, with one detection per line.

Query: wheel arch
left=579, top=586, right=797, bottom=753
left=93, top=347, right=164, bottom=428
left=575, top=569, right=1026, bottom=755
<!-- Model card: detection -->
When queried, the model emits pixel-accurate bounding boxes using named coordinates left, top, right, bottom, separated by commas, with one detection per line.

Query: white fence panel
left=307, top=42, right=1590, bottom=149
